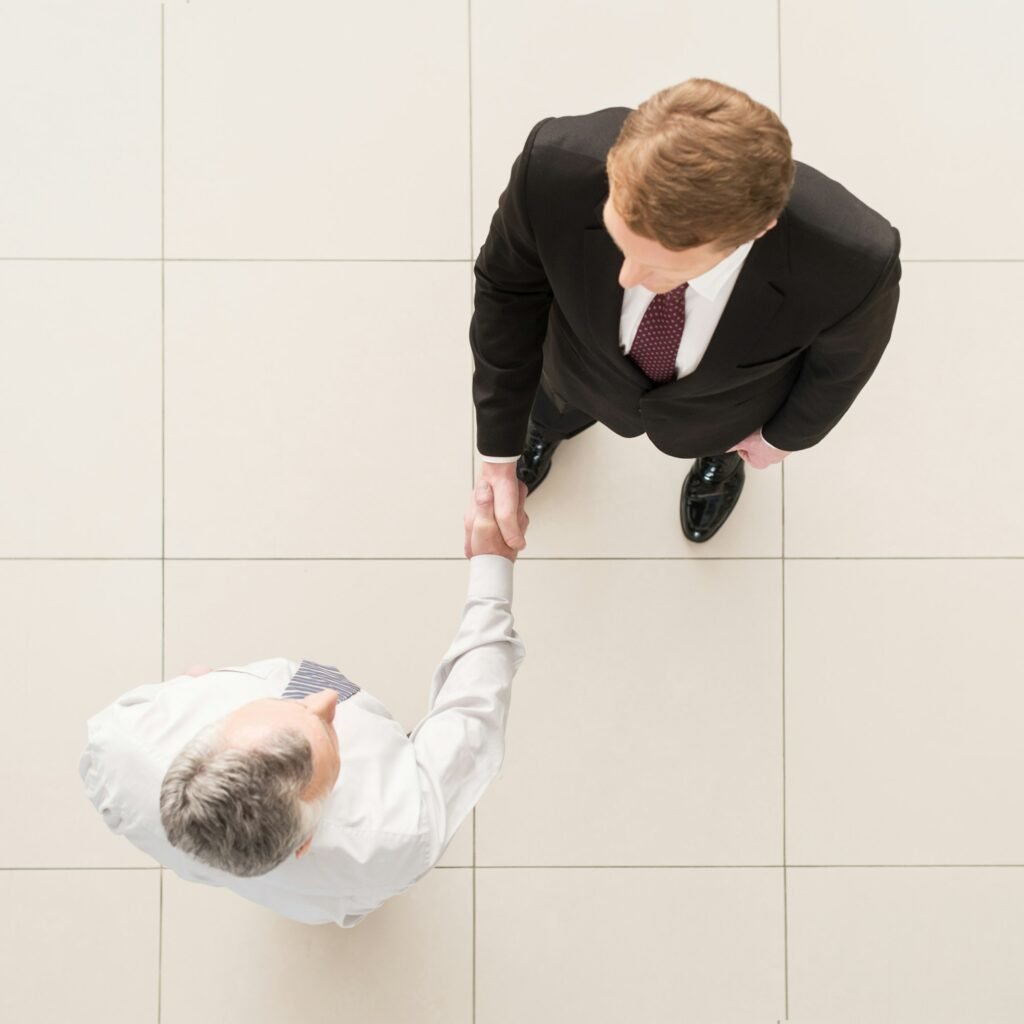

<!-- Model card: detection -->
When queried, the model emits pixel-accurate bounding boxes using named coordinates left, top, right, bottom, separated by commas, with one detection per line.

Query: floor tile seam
left=6, top=555, right=1023, bottom=562
left=469, top=0, right=477, bottom=1010
left=159, top=12, right=166, bottom=1024
left=0, top=866, right=163, bottom=871
left=1, top=556, right=788, bottom=562
left=0, top=256, right=476, bottom=263
left=14, top=863, right=1024, bottom=872
left=3, top=256, right=1023, bottom=263
left=464, top=863, right=1024, bottom=869
left=8, top=864, right=1024, bottom=872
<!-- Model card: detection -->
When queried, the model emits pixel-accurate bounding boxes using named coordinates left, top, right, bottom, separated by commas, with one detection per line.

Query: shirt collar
left=685, top=239, right=754, bottom=301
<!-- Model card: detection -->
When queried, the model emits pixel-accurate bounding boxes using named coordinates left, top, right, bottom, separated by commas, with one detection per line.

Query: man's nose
left=311, top=689, right=337, bottom=720
left=618, top=260, right=646, bottom=289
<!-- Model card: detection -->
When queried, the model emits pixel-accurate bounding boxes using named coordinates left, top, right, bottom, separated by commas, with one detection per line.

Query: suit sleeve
left=471, top=120, right=555, bottom=457
left=761, top=229, right=901, bottom=451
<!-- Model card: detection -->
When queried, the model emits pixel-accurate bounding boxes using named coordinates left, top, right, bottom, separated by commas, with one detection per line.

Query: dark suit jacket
left=471, top=108, right=901, bottom=458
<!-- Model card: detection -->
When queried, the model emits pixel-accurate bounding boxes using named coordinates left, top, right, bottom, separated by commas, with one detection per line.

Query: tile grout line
left=781, top=521, right=790, bottom=1021
left=777, top=0, right=783, bottom=116
left=0, top=867, right=164, bottom=872
left=157, top=869, right=165, bottom=1022
left=0, top=256, right=476, bottom=263
left=4, top=555, right=1024, bottom=562
left=160, top=9, right=167, bottom=685
left=9, top=863, right=1024, bottom=872
left=3, top=256, right=1022, bottom=264
left=472, top=815, right=477, bottom=1024
left=467, top=3, right=477, bottom=1021
left=457, top=863, right=1024, bottom=869
left=158, top=6, right=166, bottom=1022
left=779, top=4, right=789, bottom=1014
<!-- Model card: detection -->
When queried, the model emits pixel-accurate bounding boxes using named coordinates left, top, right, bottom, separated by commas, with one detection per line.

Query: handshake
left=464, top=467, right=529, bottom=561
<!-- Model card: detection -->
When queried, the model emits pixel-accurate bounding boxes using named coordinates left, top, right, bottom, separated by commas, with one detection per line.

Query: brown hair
left=607, top=78, right=795, bottom=251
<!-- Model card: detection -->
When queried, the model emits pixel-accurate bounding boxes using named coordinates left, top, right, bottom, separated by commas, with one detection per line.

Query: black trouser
left=528, top=380, right=735, bottom=467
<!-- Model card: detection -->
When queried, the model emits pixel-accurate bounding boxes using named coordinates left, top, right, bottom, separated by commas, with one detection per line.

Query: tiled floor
left=2, top=2, right=1022, bottom=1022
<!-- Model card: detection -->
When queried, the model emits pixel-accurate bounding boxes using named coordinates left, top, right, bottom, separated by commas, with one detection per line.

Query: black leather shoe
left=680, top=453, right=745, bottom=543
left=516, top=425, right=561, bottom=494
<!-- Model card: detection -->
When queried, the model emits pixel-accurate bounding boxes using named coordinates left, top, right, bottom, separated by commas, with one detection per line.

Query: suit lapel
left=659, top=214, right=790, bottom=395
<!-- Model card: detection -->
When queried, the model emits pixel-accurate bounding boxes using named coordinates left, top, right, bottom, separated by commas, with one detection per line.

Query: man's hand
left=185, top=665, right=212, bottom=677
left=469, top=481, right=527, bottom=561
left=464, top=461, right=528, bottom=558
left=728, top=430, right=791, bottom=470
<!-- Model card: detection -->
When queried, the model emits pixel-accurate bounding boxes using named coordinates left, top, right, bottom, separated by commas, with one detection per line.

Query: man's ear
left=753, top=218, right=779, bottom=240
left=295, top=835, right=314, bottom=859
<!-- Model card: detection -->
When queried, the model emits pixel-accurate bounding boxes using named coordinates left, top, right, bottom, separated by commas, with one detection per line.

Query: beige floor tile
left=164, top=0, right=469, bottom=258
left=161, top=867, right=472, bottom=1024
left=0, top=3, right=161, bottom=257
left=513, top=429, right=782, bottom=558
left=781, top=1, right=1024, bottom=259
left=477, top=560, right=783, bottom=865
left=164, top=262, right=471, bottom=557
left=784, top=264, right=1024, bottom=557
left=0, top=561, right=161, bottom=868
left=786, top=560, right=1024, bottom=865
left=0, top=869, right=160, bottom=1024
left=0, top=262, right=162, bottom=557
left=788, top=868, right=1024, bottom=1024
left=471, top=0, right=779, bottom=252
left=164, top=559, right=496, bottom=865
left=477, top=867, right=785, bottom=1024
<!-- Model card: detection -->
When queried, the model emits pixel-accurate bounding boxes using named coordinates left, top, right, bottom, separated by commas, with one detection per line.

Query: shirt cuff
left=467, top=554, right=514, bottom=601
left=758, top=428, right=783, bottom=452
left=479, top=453, right=520, bottom=464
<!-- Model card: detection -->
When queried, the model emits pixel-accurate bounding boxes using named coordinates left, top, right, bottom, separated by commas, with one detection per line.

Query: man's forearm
left=408, top=555, right=523, bottom=856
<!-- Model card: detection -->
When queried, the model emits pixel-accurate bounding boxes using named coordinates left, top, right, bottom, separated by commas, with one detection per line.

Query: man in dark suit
left=465, top=78, right=900, bottom=548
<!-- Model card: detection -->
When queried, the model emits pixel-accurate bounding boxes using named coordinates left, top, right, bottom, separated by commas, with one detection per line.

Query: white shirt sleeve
left=479, top=453, right=520, bottom=464
left=408, top=554, right=524, bottom=858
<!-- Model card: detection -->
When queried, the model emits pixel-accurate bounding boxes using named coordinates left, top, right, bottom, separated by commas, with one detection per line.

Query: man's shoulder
left=786, top=161, right=898, bottom=261
left=520, top=109, right=630, bottom=227
left=531, top=107, right=631, bottom=163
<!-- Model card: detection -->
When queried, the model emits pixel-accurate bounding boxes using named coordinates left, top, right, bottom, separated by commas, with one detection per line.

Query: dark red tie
left=627, top=282, right=688, bottom=383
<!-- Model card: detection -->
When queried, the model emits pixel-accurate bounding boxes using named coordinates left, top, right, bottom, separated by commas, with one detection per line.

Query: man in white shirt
left=79, top=483, right=525, bottom=927
left=469, top=78, right=900, bottom=545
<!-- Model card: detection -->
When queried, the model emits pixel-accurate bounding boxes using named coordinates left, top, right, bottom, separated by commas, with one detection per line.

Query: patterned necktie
left=281, top=660, right=360, bottom=703
left=627, top=282, right=688, bottom=384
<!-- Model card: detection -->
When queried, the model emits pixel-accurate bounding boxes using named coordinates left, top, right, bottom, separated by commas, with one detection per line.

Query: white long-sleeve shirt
left=79, top=555, right=522, bottom=927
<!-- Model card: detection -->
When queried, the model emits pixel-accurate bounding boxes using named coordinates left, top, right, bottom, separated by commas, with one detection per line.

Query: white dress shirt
left=617, top=240, right=753, bottom=374
left=80, top=555, right=522, bottom=928
left=481, top=241, right=778, bottom=462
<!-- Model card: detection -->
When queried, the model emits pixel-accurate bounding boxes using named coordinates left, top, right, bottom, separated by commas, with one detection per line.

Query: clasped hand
left=464, top=467, right=528, bottom=560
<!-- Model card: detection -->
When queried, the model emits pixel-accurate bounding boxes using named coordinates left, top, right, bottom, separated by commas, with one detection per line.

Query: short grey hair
left=159, top=720, right=321, bottom=878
